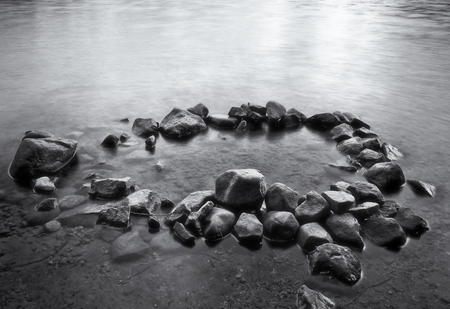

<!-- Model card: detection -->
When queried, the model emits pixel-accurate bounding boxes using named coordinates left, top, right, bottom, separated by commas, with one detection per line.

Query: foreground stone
left=308, top=243, right=361, bottom=285
left=407, top=180, right=436, bottom=197
left=266, top=101, right=286, bottom=127
left=36, top=198, right=59, bottom=211
left=265, top=182, right=299, bottom=213
left=187, top=103, right=209, bottom=120
left=298, top=222, right=333, bottom=252
left=96, top=205, right=130, bottom=229
left=184, top=201, right=215, bottom=234
left=336, top=137, right=363, bottom=156
left=126, top=189, right=161, bottom=215
left=215, top=169, right=266, bottom=212
left=34, top=177, right=56, bottom=193
left=321, top=191, right=355, bottom=214
left=263, top=211, right=299, bottom=242
left=295, top=191, right=330, bottom=225
left=232, top=213, right=263, bottom=244
left=296, top=285, right=335, bottom=309
left=202, top=208, right=236, bottom=240
left=282, top=108, right=306, bottom=127
left=348, top=202, right=380, bottom=221
left=43, top=220, right=62, bottom=233
left=362, top=216, right=406, bottom=247
left=173, top=222, right=196, bottom=245
left=228, top=107, right=247, bottom=120
left=23, top=130, right=55, bottom=140
left=206, top=114, right=240, bottom=129
left=111, top=231, right=149, bottom=262
left=9, top=137, right=78, bottom=180
left=159, top=107, right=207, bottom=139
left=394, top=207, right=429, bottom=235
left=326, top=213, right=364, bottom=249
left=101, top=134, right=119, bottom=148
left=381, top=143, right=404, bottom=161
left=88, top=177, right=135, bottom=199
left=131, top=118, right=159, bottom=137
left=364, top=162, right=406, bottom=190
left=347, top=181, right=385, bottom=204
left=174, top=190, right=215, bottom=214
left=331, top=123, right=354, bottom=142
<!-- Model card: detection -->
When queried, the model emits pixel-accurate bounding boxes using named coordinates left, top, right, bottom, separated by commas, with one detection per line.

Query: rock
left=232, top=213, right=263, bottom=244
left=159, top=107, right=207, bottom=139
left=228, top=107, right=247, bottom=120
left=148, top=214, right=161, bottom=231
left=248, top=103, right=267, bottom=115
left=282, top=108, right=307, bottom=127
left=202, top=207, right=236, bottom=240
left=25, top=207, right=61, bottom=226
left=356, top=149, right=386, bottom=168
left=119, top=133, right=130, bottom=143
left=36, top=198, right=58, bottom=211
left=88, top=177, right=135, bottom=199
left=110, top=231, right=149, bottom=262
left=321, top=191, right=355, bottom=214
left=23, top=130, right=55, bottom=140
left=298, top=222, right=333, bottom=252
left=331, top=123, right=354, bottom=142
left=265, top=182, right=299, bottom=213
left=235, top=120, right=247, bottom=132
left=347, top=181, right=385, bottom=204
left=266, top=101, right=286, bottom=127
left=330, top=181, right=351, bottom=193
left=296, top=285, right=335, bottom=309
left=263, top=211, right=299, bottom=242
left=9, top=137, right=78, bottom=180
left=295, top=191, right=330, bottom=225
left=131, top=118, right=159, bottom=137
left=174, top=190, right=215, bottom=215
left=165, top=209, right=189, bottom=227
left=154, top=160, right=164, bottom=171
left=362, top=216, right=406, bottom=247
left=354, top=127, right=378, bottom=138
left=184, top=201, right=215, bottom=233
left=350, top=118, right=370, bottom=129
left=119, top=118, right=129, bottom=123
left=326, top=213, right=364, bottom=249
left=362, top=138, right=382, bottom=151
left=306, top=113, right=341, bottom=130
left=173, top=222, right=196, bottom=245
left=308, top=243, right=361, bottom=285
left=43, top=220, right=62, bottom=233
left=101, top=135, right=119, bottom=148
left=364, top=162, right=406, bottom=190
left=84, top=172, right=103, bottom=180
left=161, top=197, right=175, bottom=209
left=59, top=195, right=87, bottom=211
left=145, top=135, right=156, bottom=148
left=394, top=207, right=429, bottom=235
left=379, top=199, right=400, bottom=218
left=326, top=163, right=358, bottom=173
left=348, top=202, right=380, bottom=221
left=336, top=137, right=363, bottom=156
left=342, top=112, right=359, bottom=122
left=96, top=205, right=130, bottom=229
left=407, top=180, right=436, bottom=197
left=187, top=103, right=209, bottom=120
left=126, top=189, right=161, bottom=215
left=206, top=114, right=240, bottom=129
left=333, top=111, right=350, bottom=123
left=215, top=169, right=266, bottom=212
left=34, top=176, right=56, bottom=193
left=381, top=143, right=404, bottom=161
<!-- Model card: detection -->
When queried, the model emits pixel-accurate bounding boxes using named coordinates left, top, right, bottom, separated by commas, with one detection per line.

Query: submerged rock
left=362, top=216, right=406, bottom=247
left=101, top=134, right=119, bottom=148
left=265, top=182, right=299, bottom=213
left=296, top=285, right=335, bottom=309
left=347, top=181, right=385, bottom=204
left=187, top=103, right=209, bottom=120
left=381, top=143, right=404, bottom=161
left=326, top=213, right=364, bottom=249
left=145, top=135, right=156, bottom=148
left=132, top=118, right=159, bottom=137
left=206, top=114, right=240, bottom=129
left=306, top=113, right=341, bottom=130
left=159, top=107, right=207, bottom=139
left=266, top=101, right=286, bottom=127
left=298, top=222, right=333, bottom=252
left=59, top=195, right=87, bottom=211
left=263, top=211, right=299, bottom=242
left=232, top=213, right=263, bottom=244
left=34, top=176, right=56, bottom=193
left=202, top=207, right=236, bottom=240
left=336, top=137, right=363, bottom=156
left=110, top=231, right=149, bottom=262
left=394, top=207, right=429, bottom=235
left=119, top=133, right=130, bottom=143
left=321, top=191, right=355, bottom=214
left=89, top=177, right=135, bottom=199
left=173, top=222, right=196, bottom=245
left=407, top=180, right=436, bottom=197
left=364, top=162, right=406, bottom=190
left=295, top=191, right=330, bottom=225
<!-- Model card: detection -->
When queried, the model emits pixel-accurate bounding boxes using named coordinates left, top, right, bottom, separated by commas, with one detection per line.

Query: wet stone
left=325, top=213, right=364, bottom=249
left=59, top=195, right=87, bottom=211
left=174, top=190, right=215, bottom=214
left=263, top=211, right=299, bottom=242
left=159, top=107, right=207, bottom=139
left=336, top=137, right=363, bottom=156
left=348, top=181, right=385, bottom=204
left=364, top=162, right=406, bottom=190
left=394, top=207, right=429, bottom=235
left=126, top=189, right=161, bottom=215
left=362, top=138, right=382, bottom=151
left=379, top=199, right=400, bottom=218
left=407, top=180, right=436, bottom=197
left=283, top=108, right=307, bottom=127
left=96, top=205, right=130, bottom=229
left=354, top=127, right=378, bottom=138
left=34, top=176, right=56, bottom=193
left=295, top=191, right=330, bottom=225
left=348, top=202, right=380, bottom=221
left=148, top=214, right=161, bottom=231
left=298, top=222, right=333, bottom=252
left=206, top=114, right=240, bottom=129
left=119, top=132, right=130, bottom=143
left=173, top=222, right=196, bottom=245
left=356, top=148, right=386, bottom=168
left=331, top=123, right=354, bottom=142
left=381, top=143, right=404, bottom=161
left=228, top=106, right=247, bottom=120
left=101, top=134, right=119, bottom=148
left=266, top=101, right=286, bottom=127
left=145, top=135, right=156, bottom=148
left=296, top=285, right=335, bottom=309
left=187, top=103, right=209, bottom=120
left=232, top=213, right=263, bottom=244
left=132, top=118, right=159, bottom=137
left=350, top=118, right=370, bottom=129
left=321, top=191, right=355, bottom=214
left=36, top=198, right=58, bottom=212
left=184, top=201, right=214, bottom=233
left=362, top=216, right=407, bottom=247
left=88, top=177, right=135, bottom=199
left=265, top=182, right=299, bottom=213
left=306, top=113, right=341, bottom=130
left=330, top=181, right=351, bottom=194
left=333, top=111, right=350, bottom=123
left=43, top=220, right=61, bottom=233
left=202, top=207, right=236, bottom=240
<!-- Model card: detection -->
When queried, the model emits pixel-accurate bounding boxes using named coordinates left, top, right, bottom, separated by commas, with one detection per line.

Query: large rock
left=298, top=222, right=333, bottom=252
left=159, top=107, right=207, bottom=139
left=266, top=101, right=286, bottom=127
left=381, top=143, right=404, bottom=161
left=362, top=216, right=406, bottom=247
left=132, top=118, right=159, bottom=137
left=88, top=177, right=135, bottom=199
left=407, top=180, right=436, bottom=197
left=126, top=189, right=161, bottom=215
left=110, top=231, right=150, bottom=262
left=336, top=137, right=363, bottom=156
left=356, top=149, right=386, bottom=168
left=306, top=113, right=341, bottom=130
left=331, top=123, right=354, bottom=142
left=232, top=213, right=263, bottom=244
left=187, top=103, right=209, bottom=120
left=364, top=162, right=406, bottom=190
left=321, top=191, right=355, bottom=214
left=263, top=211, right=299, bottom=242
left=308, top=243, right=361, bottom=285
left=348, top=202, right=380, bottom=221
left=394, top=207, right=429, bottom=235
left=206, top=114, right=240, bottom=129
left=215, top=169, right=266, bottom=211
left=265, top=182, right=299, bottom=213
left=296, top=285, right=335, bottom=309
left=295, top=191, right=330, bottom=225
left=347, top=181, right=385, bottom=204
left=202, top=207, right=236, bottom=240
left=282, top=108, right=307, bottom=128
left=325, top=213, right=364, bottom=249
left=9, top=137, right=78, bottom=180
left=96, top=205, right=130, bottom=229
left=23, top=130, right=55, bottom=140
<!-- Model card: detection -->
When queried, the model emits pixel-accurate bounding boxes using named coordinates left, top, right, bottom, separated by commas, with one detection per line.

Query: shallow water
left=1, top=0, right=450, bottom=308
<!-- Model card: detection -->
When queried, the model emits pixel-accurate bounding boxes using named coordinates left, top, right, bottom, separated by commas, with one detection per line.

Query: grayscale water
left=1, top=0, right=449, bottom=308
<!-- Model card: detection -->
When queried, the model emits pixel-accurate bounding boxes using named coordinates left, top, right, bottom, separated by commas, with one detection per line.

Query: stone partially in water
left=145, top=135, right=156, bottom=148
left=96, top=205, right=130, bottom=229
left=232, top=213, right=263, bottom=244
left=282, top=108, right=307, bottom=127
left=306, top=113, right=341, bottom=130
left=353, top=127, right=378, bottom=138
left=348, top=202, right=380, bottom=221
left=126, top=189, right=161, bottom=215
left=23, top=130, right=55, bottom=140
left=378, top=199, right=400, bottom=218
left=43, top=220, right=61, bottom=233
left=362, top=216, right=406, bottom=247
left=187, top=103, right=209, bottom=120
left=184, top=201, right=214, bottom=234
left=407, top=180, right=436, bottom=198
left=59, top=195, right=87, bottom=211
left=265, top=182, right=299, bottom=213
left=202, top=207, right=236, bottom=240
left=330, top=123, right=354, bottom=142
left=381, top=143, right=404, bottom=161
left=295, top=191, right=330, bottom=225
left=296, top=285, right=335, bottom=309
left=266, top=101, right=286, bottom=127
left=394, top=207, right=429, bottom=235
left=336, top=137, right=363, bottom=156
left=321, top=191, right=355, bottom=214
left=356, top=148, right=387, bottom=168
left=347, top=181, right=385, bottom=204
left=34, top=176, right=56, bottom=193
left=110, top=231, right=149, bottom=262
left=101, top=134, right=119, bottom=148
left=173, top=222, right=196, bottom=245
left=159, top=107, right=207, bottom=139
left=88, top=177, right=135, bottom=199
left=329, top=181, right=351, bottom=194
left=298, top=222, right=333, bottom=252
left=36, top=198, right=58, bottom=211
left=325, top=213, right=364, bottom=249
left=131, top=118, right=159, bottom=137
left=173, top=190, right=215, bottom=214
left=206, top=114, right=240, bottom=129
left=362, top=138, right=382, bottom=151
left=263, top=211, right=299, bottom=242
left=364, top=162, right=406, bottom=190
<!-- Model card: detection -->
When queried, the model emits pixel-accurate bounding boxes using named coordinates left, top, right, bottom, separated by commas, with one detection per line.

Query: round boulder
left=364, top=162, right=406, bottom=190
left=159, top=107, right=207, bottom=139
left=263, top=211, right=299, bottom=242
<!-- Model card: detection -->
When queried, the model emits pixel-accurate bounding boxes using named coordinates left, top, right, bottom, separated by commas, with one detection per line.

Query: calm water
left=1, top=0, right=450, bottom=308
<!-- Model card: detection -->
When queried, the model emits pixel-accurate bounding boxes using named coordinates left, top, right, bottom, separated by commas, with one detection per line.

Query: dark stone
left=59, top=195, right=87, bottom=211
left=215, top=169, right=266, bottom=212
left=131, top=118, right=159, bottom=137
left=362, top=216, right=406, bottom=247
left=161, top=197, right=175, bottom=209
left=407, top=180, right=436, bottom=197
left=330, top=123, right=354, bottom=142
left=263, top=211, right=299, bottom=242
left=206, top=114, right=240, bottom=129
left=119, top=118, right=129, bottom=123
left=228, top=107, right=247, bottom=120
left=296, top=285, right=335, bottom=309
left=202, top=208, right=236, bottom=240
left=184, top=201, right=214, bottom=233
left=127, top=189, right=161, bottom=215
left=342, top=112, right=359, bottom=122
left=364, top=162, right=406, bottom=190
left=248, top=103, right=267, bottom=115
left=159, top=107, right=207, bottom=139
left=333, top=111, right=350, bottom=123
left=295, top=191, right=330, bottom=225
left=394, top=207, right=429, bottom=235
left=36, top=198, right=58, bottom=212
left=381, top=143, right=404, bottom=161
left=336, top=137, right=363, bottom=156
left=308, top=243, right=361, bottom=285
left=347, top=181, right=385, bottom=204
left=306, top=113, right=341, bottom=130
left=326, top=163, right=358, bottom=173
left=348, top=202, right=380, bottom=221
left=235, top=120, right=247, bottom=132
left=354, top=127, right=378, bottom=138
left=165, top=210, right=189, bottom=227
left=23, top=130, right=55, bottom=140
left=148, top=214, right=161, bottom=231
left=187, top=103, right=209, bottom=120
left=321, top=191, right=355, bottom=214
left=9, top=137, right=78, bottom=180
left=96, top=205, right=130, bottom=229
left=298, top=222, right=333, bottom=252
left=101, top=134, right=119, bottom=148
left=232, top=213, right=263, bottom=244
left=379, top=199, right=400, bottom=218
left=362, top=138, right=382, bottom=151
left=325, top=213, right=364, bottom=249
left=145, top=135, right=156, bottom=148
left=283, top=108, right=307, bottom=127
left=173, top=222, right=196, bottom=244
left=350, top=118, right=370, bottom=129
left=110, top=231, right=149, bottom=262
left=265, top=182, right=299, bottom=213
left=88, top=177, right=135, bottom=199
left=266, top=101, right=286, bottom=127
left=356, top=149, right=386, bottom=168
left=120, top=133, right=131, bottom=143
left=241, top=104, right=267, bottom=122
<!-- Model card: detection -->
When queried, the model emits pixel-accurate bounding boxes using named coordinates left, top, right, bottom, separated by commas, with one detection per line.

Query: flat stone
left=202, top=207, right=236, bottom=240
left=364, top=162, right=406, bottom=190
left=394, top=207, right=429, bottom=235
left=110, top=231, right=150, bottom=262
left=132, top=118, right=159, bottom=137
left=295, top=191, right=330, bottom=225
left=407, top=180, right=436, bottom=197
left=206, top=114, right=240, bottom=129
left=336, top=137, right=363, bottom=156
left=43, top=220, right=62, bottom=233
left=296, top=285, right=335, bottom=309
left=347, top=181, right=385, bottom=204
left=362, top=216, right=407, bottom=247
left=348, top=202, right=380, bottom=221
left=34, top=177, right=56, bottom=193
left=96, top=205, right=130, bottom=229
left=265, top=182, right=299, bottom=213
left=232, top=213, right=263, bottom=244
left=298, top=222, right=333, bottom=252
left=325, top=213, right=364, bottom=249
left=88, top=177, right=135, bottom=199
left=159, top=107, right=207, bottom=139
left=321, top=191, right=355, bottom=214
left=263, top=211, right=299, bottom=242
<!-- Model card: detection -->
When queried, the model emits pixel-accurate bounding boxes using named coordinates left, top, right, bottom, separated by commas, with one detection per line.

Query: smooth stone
left=34, top=177, right=56, bottom=193
left=202, top=207, right=236, bottom=240
left=356, top=148, right=387, bottom=168
left=145, top=135, right=156, bottom=148
left=283, top=108, right=307, bottom=127
left=110, top=231, right=149, bottom=262
left=119, top=132, right=131, bottom=143
left=247, top=103, right=267, bottom=115
left=228, top=106, right=247, bottom=120
left=173, top=190, right=215, bottom=214
left=159, top=107, right=207, bottom=139
left=362, top=216, right=407, bottom=247
left=23, top=130, right=55, bottom=140
left=333, top=111, right=350, bottom=123
left=59, top=195, right=87, bottom=211
left=347, top=181, right=385, bottom=204
left=232, top=213, right=263, bottom=244
left=88, top=177, right=135, bottom=199
left=350, top=118, right=370, bottom=129
left=235, top=119, right=247, bottom=132
left=394, top=207, right=429, bottom=235
left=131, top=118, right=159, bottom=137
left=342, top=112, right=359, bottom=122
left=148, top=214, right=161, bottom=231
left=326, top=213, right=364, bottom=249
left=184, top=201, right=215, bottom=234
left=263, top=211, right=299, bottom=242
left=306, top=113, right=341, bottom=130
left=381, top=143, right=404, bottom=161
left=348, top=202, right=380, bottom=221
left=364, top=162, right=406, bottom=190
left=161, top=197, right=175, bottom=209
left=96, top=205, right=130, bottom=229
left=379, top=199, right=400, bottom=218
left=331, top=123, right=354, bottom=142
left=154, top=160, right=164, bottom=171
left=295, top=191, right=330, bottom=225
left=36, top=198, right=58, bottom=211
left=173, top=222, right=196, bottom=244
left=296, top=285, right=335, bottom=309
left=101, top=134, right=119, bottom=148
left=266, top=101, right=286, bottom=127
left=407, top=180, right=436, bottom=197
left=298, top=222, right=333, bottom=252
left=354, top=127, right=378, bottom=138
left=362, top=138, right=382, bottom=151
left=336, top=137, right=363, bottom=156
left=43, top=220, right=62, bottom=233
left=126, top=189, right=161, bottom=215
left=242, top=104, right=267, bottom=122
left=187, top=103, right=209, bottom=120
left=321, top=191, right=355, bottom=214
left=206, top=114, right=240, bottom=129
left=265, top=182, right=299, bottom=213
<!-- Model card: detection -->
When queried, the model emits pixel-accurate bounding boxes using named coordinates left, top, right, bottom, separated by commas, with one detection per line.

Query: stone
left=9, top=137, right=78, bottom=180
left=263, top=211, right=299, bottom=242
left=23, top=130, right=55, bottom=140
left=242, top=104, right=267, bottom=123
left=282, top=108, right=307, bottom=127
left=248, top=103, right=267, bottom=115
left=215, top=169, right=266, bottom=212
left=119, top=133, right=131, bottom=143
left=88, top=177, right=135, bottom=199
left=159, top=107, right=207, bottom=139
left=362, top=216, right=407, bottom=247
left=34, top=176, right=56, bottom=193
left=325, top=213, right=364, bottom=249
left=266, top=101, right=286, bottom=127
left=206, top=114, right=240, bottom=129
left=232, top=213, right=263, bottom=244
left=362, top=138, right=382, bottom=151
left=331, top=123, right=354, bottom=142
left=148, top=214, right=161, bottom=231
left=342, top=112, right=359, bottom=122
left=321, top=191, right=355, bottom=214
left=154, top=160, right=164, bottom=171
left=59, top=195, right=87, bottom=211
left=228, top=107, right=247, bottom=120
left=43, top=220, right=62, bottom=233
left=185, top=201, right=215, bottom=233
left=265, top=182, right=299, bottom=213
left=119, top=118, right=129, bottom=123
left=296, top=285, right=335, bottom=309
left=381, top=143, right=404, bottom=161
left=350, top=118, right=370, bottom=129
left=348, top=202, right=380, bottom=221
left=173, top=190, right=215, bottom=214
left=336, top=137, right=363, bottom=156
left=333, top=111, right=350, bottom=123
left=235, top=120, right=247, bottom=132
left=326, top=163, right=358, bottom=173
left=306, top=113, right=341, bottom=130
left=84, top=172, right=103, bottom=180
left=145, top=135, right=156, bottom=148
left=202, top=207, right=236, bottom=240
left=126, top=189, right=161, bottom=215
left=379, top=199, right=400, bottom=218
left=394, top=207, right=429, bottom=235
left=347, top=181, right=385, bottom=204
left=187, top=103, right=209, bottom=120
left=101, top=135, right=119, bottom=148
left=354, top=127, right=378, bottom=138
left=364, top=162, right=406, bottom=190
left=161, top=197, right=175, bottom=209
left=131, top=118, right=159, bottom=137
left=407, top=180, right=436, bottom=197
left=295, top=191, right=330, bottom=225
left=308, top=243, right=361, bottom=285
left=330, top=181, right=351, bottom=193
left=173, top=222, right=196, bottom=245
left=96, top=205, right=130, bottom=229
left=110, top=231, right=149, bottom=262
left=36, top=198, right=58, bottom=211
left=356, top=148, right=386, bottom=168
left=298, top=222, right=333, bottom=252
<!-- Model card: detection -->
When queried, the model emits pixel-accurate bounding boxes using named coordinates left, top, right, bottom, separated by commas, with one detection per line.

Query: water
left=1, top=0, right=450, bottom=308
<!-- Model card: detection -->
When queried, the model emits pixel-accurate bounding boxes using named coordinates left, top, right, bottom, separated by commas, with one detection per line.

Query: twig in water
left=343, top=277, right=391, bottom=307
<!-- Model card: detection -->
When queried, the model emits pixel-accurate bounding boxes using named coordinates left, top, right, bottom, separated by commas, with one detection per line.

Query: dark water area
left=1, top=0, right=450, bottom=308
